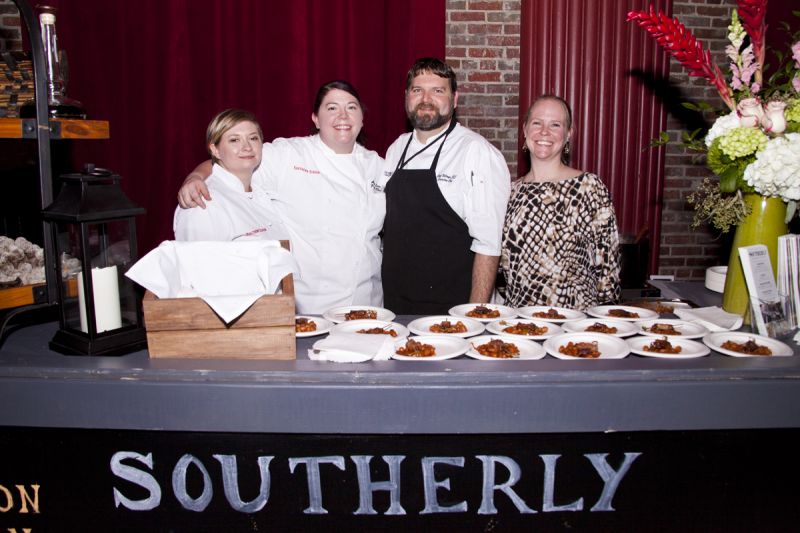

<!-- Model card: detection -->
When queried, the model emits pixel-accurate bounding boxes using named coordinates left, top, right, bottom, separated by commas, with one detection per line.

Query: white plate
left=330, top=319, right=409, bottom=339
left=516, top=306, right=586, bottom=323
left=391, top=335, right=470, bottom=361
left=295, top=316, right=333, bottom=338
left=407, top=315, right=485, bottom=338
left=465, top=335, right=546, bottom=360
left=702, top=332, right=794, bottom=357
left=635, top=319, right=709, bottom=339
left=448, top=303, right=518, bottom=322
left=561, top=318, right=640, bottom=338
left=485, top=318, right=563, bottom=340
left=626, top=336, right=710, bottom=359
left=587, top=305, right=659, bottom=321
left=543, top=333, right=630, bottom=360
left=322, top=305, right=396, bottom=324
left=627, top=300, right=692, bottom=314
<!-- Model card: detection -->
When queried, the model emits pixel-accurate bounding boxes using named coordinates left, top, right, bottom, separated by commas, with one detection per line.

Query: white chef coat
left=379, top=122, right=510, bottom=256
left=173, top=164, right=288, bottom=242
left=253, top=135, right=385, bottom=314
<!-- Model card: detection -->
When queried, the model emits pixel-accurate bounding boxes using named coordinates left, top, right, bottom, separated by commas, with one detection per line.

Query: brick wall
left=660, top=0, right=736, bottom=279
left=0, top=0, right=741, bottom=280
left=0, top=0, right=22, bottom=50
left=445, top=0, right=521, bottom=177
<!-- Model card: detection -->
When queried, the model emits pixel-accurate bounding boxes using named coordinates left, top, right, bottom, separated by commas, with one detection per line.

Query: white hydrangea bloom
left=743, top=133, right=800, bottom=202
left=704, top=113, right=741, bottom=147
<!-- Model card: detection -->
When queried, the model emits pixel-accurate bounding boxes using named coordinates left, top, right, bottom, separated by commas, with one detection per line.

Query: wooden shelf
left=0, top=283, right=45, bottom=310
left=0, top=118, right=109, bottom=139
left=0, top=277, right=78, bottom=310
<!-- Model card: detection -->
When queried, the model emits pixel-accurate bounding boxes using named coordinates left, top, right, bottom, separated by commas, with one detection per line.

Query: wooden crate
left=142, top=271, right=296, bottom=360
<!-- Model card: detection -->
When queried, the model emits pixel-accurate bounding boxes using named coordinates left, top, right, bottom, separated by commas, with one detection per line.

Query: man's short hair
left=406, top=57, right=457, bottom=94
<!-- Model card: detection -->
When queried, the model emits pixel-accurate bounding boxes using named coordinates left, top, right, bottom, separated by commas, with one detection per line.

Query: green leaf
left=718, top=167, right=740, bottom=193
left=648, top=131, right=670, bottom=148
left=736, top=176, right=754, bottom=194
left=706, top=139, right=752, bottom=193
left=785, top=122, right=800, bottom=134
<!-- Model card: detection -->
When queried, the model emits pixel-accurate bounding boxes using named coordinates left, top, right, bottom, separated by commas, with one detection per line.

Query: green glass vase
left=721, top=193, right=788, bottom=318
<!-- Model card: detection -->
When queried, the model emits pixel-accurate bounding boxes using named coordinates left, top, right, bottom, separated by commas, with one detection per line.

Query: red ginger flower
left=627, top=6, right=736, bottom=111
left=737, top=0, right=767, bottom=84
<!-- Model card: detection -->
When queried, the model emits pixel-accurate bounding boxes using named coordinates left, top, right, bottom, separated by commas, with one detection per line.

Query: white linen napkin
left=309, top=332, right=394, bottom=363
left=674, top=306, right=744, bottom=332
left=125, top=240, right=298, bottom=323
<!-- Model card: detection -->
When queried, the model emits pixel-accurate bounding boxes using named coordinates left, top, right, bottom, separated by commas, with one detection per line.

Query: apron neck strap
left=396, top=120, right=458, bottom=171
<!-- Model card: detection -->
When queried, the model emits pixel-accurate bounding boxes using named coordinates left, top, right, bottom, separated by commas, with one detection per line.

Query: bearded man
left=378, top=57, right=511, bottom=314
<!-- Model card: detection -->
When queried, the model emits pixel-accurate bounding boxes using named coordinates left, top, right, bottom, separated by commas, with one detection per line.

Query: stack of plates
left=705, top=266, right=727, bottom=293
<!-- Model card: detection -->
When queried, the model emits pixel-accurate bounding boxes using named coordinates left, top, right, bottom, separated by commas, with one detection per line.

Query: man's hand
left=178, top=174, right=212, bottom=209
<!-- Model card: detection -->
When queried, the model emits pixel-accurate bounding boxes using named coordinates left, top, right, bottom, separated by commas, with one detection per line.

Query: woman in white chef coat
left=173, top=108, right=288, bottom=242
left=177, top=81, right=385, bottom=314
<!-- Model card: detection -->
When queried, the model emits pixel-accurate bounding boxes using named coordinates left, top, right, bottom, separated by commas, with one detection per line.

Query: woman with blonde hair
left=174, top=108, right=287, bottom=242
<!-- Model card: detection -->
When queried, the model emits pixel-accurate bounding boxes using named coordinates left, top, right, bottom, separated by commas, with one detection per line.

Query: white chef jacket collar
left=313, top=134, right=359, bottom=157
left=212, top=163, right=252, bottom=193
left=412, top=120, right=459, bottom=146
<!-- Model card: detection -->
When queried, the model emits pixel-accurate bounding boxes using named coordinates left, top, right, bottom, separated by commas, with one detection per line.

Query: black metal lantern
left=42, top=164, right=146, bottom=355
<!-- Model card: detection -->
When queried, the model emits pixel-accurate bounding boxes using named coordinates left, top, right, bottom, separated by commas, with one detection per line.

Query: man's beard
left=407, top=103, right=453, bottom=131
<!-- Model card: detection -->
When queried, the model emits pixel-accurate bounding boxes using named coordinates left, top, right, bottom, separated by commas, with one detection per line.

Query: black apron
left=382, top=121, right=473, bottom=315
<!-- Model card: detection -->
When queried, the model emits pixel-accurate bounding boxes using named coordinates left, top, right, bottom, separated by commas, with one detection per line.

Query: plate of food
left=636, top=319, right=709, bottom=339
left=448, top=303, right=517, bottom=322
left=626, top=336, right=710, bottom=359
left=322, top=305, right=396, bottom=324
left=485, top=318, right=563, bottom=340
left=516, top=306, right=586, bottom=323
left=330, top=319, right=409, bottom=339
left=543, top=332, right=630, bottom=360
left=561, top=318, right=639, bottom=338
left=391, top=335, right=469, bottom=361
left=295, top=316, right=334, bottom=338
left=626, top=299, right=693, bottom=315
left=465, top=334, right=546, bottom=360
left=702, top=332, right=794, bottom=357
left=586, top=305, right=658, bottom=321
left=407, top=315, right=485, bottom=338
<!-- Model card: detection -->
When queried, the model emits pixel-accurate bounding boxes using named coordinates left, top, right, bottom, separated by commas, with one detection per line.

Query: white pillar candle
left=78, top=265, right=122, bottom=333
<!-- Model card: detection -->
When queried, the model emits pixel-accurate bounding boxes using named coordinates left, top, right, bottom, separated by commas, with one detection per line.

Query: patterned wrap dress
left=500, top=172, right=621, bottom=310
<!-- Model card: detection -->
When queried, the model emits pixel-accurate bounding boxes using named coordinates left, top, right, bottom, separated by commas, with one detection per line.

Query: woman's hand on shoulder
left=178, top=175, right=211, bottom=209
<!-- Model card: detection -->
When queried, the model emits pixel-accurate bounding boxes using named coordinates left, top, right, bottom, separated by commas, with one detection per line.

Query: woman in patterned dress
left=501, top=95, right=620, bottom=310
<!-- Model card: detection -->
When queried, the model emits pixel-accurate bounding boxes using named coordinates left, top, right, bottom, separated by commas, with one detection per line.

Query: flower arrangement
left=627, top=1, right=800, bottom=232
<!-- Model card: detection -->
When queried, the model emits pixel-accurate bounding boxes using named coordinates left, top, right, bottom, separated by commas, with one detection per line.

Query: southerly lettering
left=420, top=457, right=468, bottom=514
left=352, top=455, right=406, bottom=515
left=288, top=456, right=345, bottom=514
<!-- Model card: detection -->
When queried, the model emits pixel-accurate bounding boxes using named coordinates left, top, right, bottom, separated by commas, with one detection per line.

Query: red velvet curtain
left=519, top=0, right=671, bottom=275
left=30, top=0, right=445, bottom=253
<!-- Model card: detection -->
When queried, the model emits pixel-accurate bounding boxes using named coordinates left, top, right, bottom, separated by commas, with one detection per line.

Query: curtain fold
left=32, top=0, right=444, bottom=252
left=519, top=0, right=672, bottom=275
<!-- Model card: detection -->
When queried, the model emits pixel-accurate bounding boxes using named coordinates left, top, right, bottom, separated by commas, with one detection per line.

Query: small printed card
left=738, top=244, right=790, bottom=337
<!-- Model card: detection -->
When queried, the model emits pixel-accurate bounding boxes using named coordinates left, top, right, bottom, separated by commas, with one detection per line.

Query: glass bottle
left=20, top=5, right=86, bottom=119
